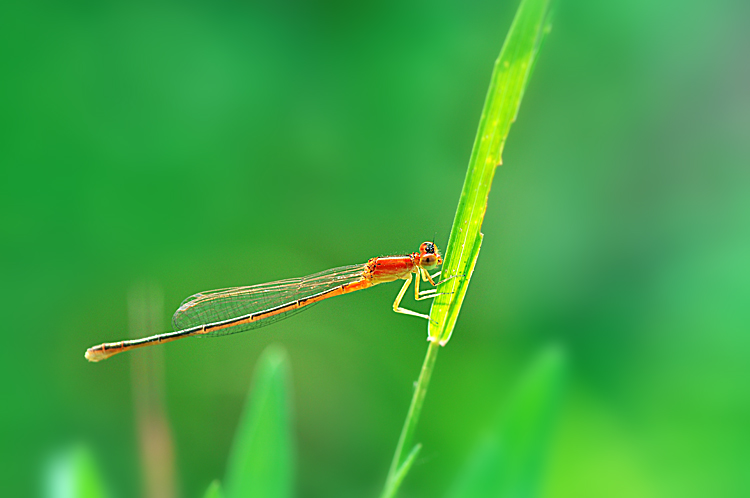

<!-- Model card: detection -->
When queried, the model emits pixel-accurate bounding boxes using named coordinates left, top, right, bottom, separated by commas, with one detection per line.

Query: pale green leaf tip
left=258, top=344, right=289, bottom=370
left=203, top=480, right=224, bottom=498
left=45, top=445, right=109, bottom=498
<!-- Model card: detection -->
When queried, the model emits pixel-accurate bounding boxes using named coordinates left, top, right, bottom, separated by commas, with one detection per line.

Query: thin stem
left=381, top=443, right=422, bottom=498
left=381, top=340, right=441, bottom=498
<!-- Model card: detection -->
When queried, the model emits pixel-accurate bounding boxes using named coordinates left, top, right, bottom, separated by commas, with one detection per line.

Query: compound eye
left=421, top=254, right=436, bottom=267
left=420, top=241, right=435, bottom=255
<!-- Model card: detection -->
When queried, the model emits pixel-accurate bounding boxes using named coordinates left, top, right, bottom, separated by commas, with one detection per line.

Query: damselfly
left=85, top=242, right=444, bottom=362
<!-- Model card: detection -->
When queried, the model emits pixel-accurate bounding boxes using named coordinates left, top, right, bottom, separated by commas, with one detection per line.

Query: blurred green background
left=3, top=0, right=749, bottom=496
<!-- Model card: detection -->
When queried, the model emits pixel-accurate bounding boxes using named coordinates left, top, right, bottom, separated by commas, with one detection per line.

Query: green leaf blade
left=429, top=0, right=553, bottom=345
left=203, top=480, right=225, bottom=498
left=224, top=346, right=295, bottom=498
left=446, top=346, right=566, bottom=498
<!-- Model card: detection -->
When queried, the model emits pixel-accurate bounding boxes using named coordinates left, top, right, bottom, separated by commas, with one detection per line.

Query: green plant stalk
left=381, top=0, right=552, bottom=495
left=381, top=341, right=440, bottom=498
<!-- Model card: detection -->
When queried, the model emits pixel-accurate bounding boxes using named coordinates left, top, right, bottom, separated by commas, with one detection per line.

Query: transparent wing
left=172, top=263, right=367, bottom=336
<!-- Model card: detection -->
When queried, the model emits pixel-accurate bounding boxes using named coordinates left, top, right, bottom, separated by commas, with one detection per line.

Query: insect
left=85, top=242, right=445, bottom=362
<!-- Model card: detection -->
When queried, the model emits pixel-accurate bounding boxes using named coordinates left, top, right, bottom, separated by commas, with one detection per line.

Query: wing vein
left=171, top=263, right=367, bottom=336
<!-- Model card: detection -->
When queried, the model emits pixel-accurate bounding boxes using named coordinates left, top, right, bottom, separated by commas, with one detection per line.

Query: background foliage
left=2, top=0, right=749, bottom=496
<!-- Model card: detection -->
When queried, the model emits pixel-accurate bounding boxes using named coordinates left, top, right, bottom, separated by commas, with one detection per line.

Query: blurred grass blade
left=446, top=347, right=565, bottom=498
left=46, top=445, right=109, bottom=498
left=429, top=0, right=553, bottom=345
left=128, top=284, right=177, bottom=498
left=203, top=480, right=224, bottom=498
left=224, top=346, right=295, bottom=498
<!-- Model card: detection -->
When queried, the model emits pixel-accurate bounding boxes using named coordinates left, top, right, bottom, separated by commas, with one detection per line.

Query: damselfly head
left=418, top=241, right=442, bottom=268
